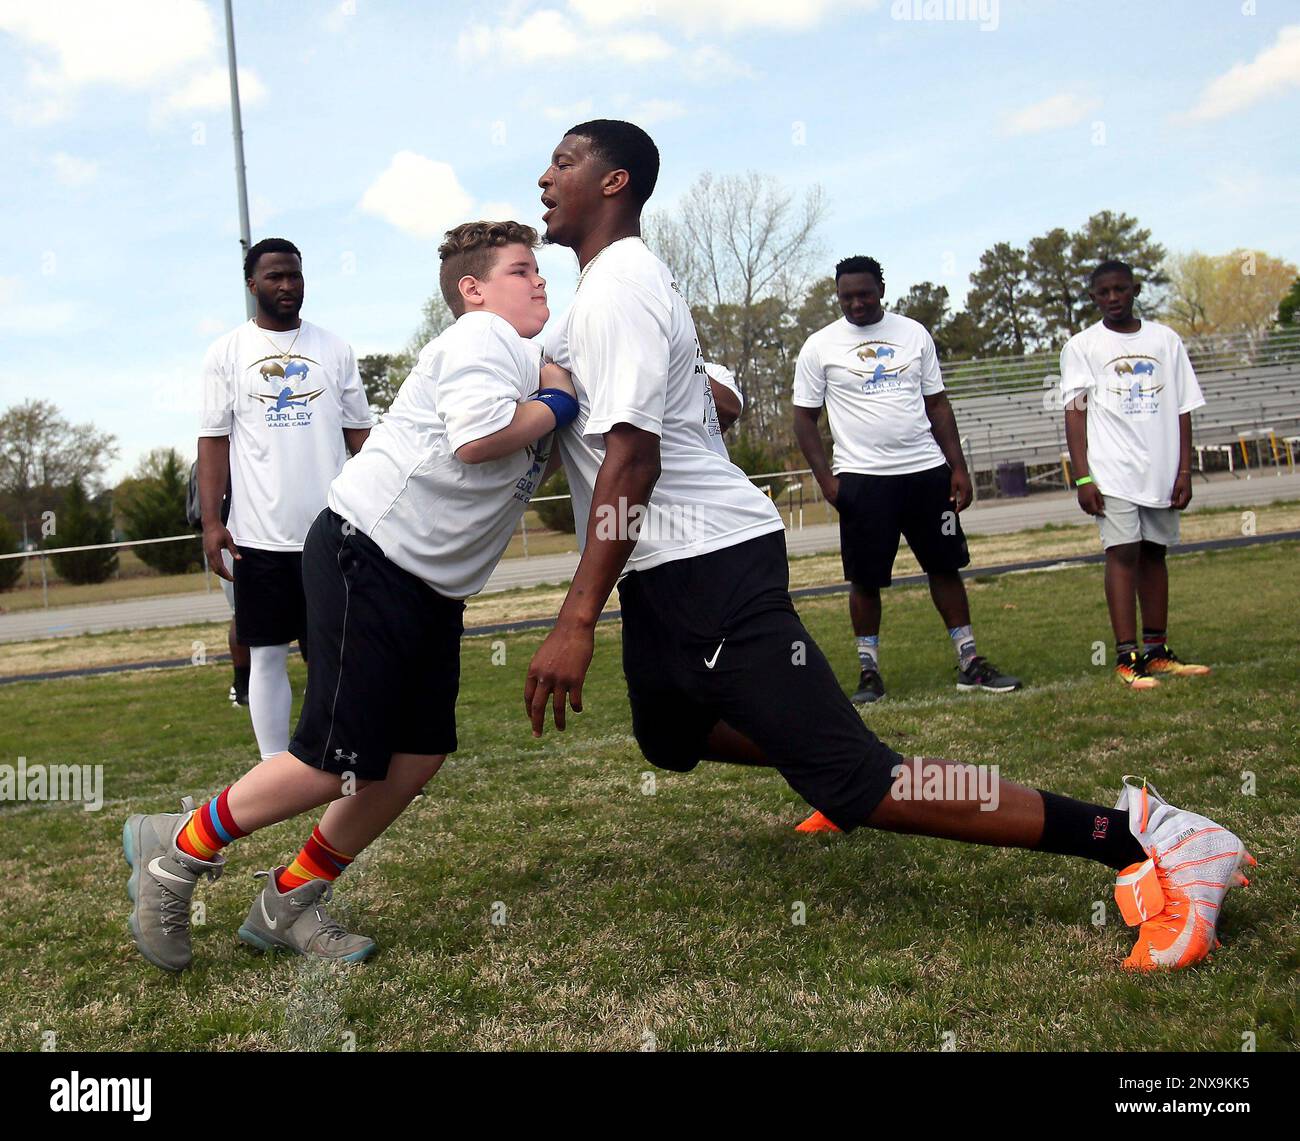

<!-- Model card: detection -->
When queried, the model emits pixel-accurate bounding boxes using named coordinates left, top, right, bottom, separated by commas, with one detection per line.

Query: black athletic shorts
left=617, top=530, right=902, bottom=831
left=288, top=509, right=465, bottom=780
left=837, top=463, right=970, bottom=589
left=232, top=546, right=308, bottom=648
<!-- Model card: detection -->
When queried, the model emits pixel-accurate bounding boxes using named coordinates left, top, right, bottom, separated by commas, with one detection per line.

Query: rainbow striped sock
left=176, top=786, right=248, bottom=861
left=276, top=826, right=354, bottom=893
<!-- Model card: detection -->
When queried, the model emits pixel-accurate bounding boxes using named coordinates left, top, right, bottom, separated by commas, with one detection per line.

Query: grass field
left=0, top=542, right=1296, bottom=1051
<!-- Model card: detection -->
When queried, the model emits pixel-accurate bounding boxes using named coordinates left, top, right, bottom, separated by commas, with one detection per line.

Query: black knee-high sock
left=1035, top=790, right=1147, bottom=870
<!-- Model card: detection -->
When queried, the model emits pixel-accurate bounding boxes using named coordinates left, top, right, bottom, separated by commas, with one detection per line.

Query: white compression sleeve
left=247, top=643, right=292, bottom=760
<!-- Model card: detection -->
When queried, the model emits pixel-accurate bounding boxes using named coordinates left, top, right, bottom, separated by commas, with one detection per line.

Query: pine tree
left=47, top=478, right=117, bottom=584
left=118, top=448, right=198, bottom=574
left=0, top=514, right=21, bottom=592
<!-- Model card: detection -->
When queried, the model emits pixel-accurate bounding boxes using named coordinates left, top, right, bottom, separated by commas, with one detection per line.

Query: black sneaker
left=229, top=684, right=249, bottom=707
left=851, top=667, right=886, bottom=704
left=956, top=656, right=1022, bottom=693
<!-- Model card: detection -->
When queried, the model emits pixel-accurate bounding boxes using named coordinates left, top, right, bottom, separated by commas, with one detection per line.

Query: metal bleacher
left=944, top=328, right=1300, bottom=486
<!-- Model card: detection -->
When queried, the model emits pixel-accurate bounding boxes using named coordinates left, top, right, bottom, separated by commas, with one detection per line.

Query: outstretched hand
left=525, top=621, right=594, bottom=737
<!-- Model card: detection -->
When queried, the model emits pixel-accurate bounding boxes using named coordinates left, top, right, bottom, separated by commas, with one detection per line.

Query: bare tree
left=0, top=399, right=118, bottom=527
left=643, top=172, right=828, bottom=455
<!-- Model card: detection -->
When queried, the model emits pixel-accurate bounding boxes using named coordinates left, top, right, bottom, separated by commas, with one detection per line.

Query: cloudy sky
left=2, top=0, right=1297, bottom=482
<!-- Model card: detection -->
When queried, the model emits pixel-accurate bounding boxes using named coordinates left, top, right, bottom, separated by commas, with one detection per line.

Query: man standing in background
left=197, top=238, right=372, bottom=760
left=1062, top=260, right=1210, bottom=689
left=793, top=254, right=1021, bottom=705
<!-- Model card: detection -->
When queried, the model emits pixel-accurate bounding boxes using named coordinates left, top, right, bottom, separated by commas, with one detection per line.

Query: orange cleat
left=1142, top=646, right=1211, bottom=677
left=1116, top=649, right=1159, bottom=689
left=795, top=809, right=842, bottom=834
left=1113, top=776, right=1254, bottom=971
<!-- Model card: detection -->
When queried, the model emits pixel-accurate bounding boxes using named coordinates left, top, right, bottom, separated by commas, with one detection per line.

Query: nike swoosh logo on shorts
left=148, top=856, right=193, bottom=885
left=704, top=640, right=725, bottom=669
left=260, top=895, right=278, bottom=930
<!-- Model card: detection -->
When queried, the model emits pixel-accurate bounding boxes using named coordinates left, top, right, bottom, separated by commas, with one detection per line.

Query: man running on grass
left=125, top=222, right=576, bottom=971
left=1062, top=260, right=1211, bottom=690
left=528, top=119, right=1253, bottom=971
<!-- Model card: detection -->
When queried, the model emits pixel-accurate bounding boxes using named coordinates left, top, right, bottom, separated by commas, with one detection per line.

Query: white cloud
left=686, top=43, right=757, bottom=81
left=358, top=152, right=477, bottom=239
left=627, top=99, right=686, bottom=126
left=605, top=32, right=674, bottom=63
left=477, top=201, right=528, bottom=224
left=1004, top=93, right=1101, bottom=135
left=0, top=0, right=214, bottom=89
left=542, top=98, right=595, bottom=122
left=49, top=151, right=97, bottom=186
left=568, top=0, right=878, bottom=34
left=324, top=1, right=358, bottom=35
left=155, top=66, right=267, bottom=119
left=0, top=0, right=267, bottom=125
left=1183, top=25, right=1300, bottom=122
left=460, top=8, right=671, bottom=68
left=0, top=282, right=76, bottom=334
left=197, top=316, right=228, bottom=337
left=459, top=9, right=583, bottom=63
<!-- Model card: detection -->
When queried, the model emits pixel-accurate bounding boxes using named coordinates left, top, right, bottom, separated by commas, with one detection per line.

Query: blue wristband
left=533, top=387, right=580, bottom=429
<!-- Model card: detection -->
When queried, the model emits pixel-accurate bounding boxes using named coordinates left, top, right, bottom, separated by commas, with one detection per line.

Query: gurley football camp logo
left=1105, top=354, right=1163, bottom=415
left=845, top=341, right=910, bottom=395
left=249, top=354, right=325, bottom=428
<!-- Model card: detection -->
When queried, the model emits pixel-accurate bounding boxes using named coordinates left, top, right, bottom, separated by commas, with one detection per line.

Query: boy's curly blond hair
left=438, top=220, right=539, bottom=317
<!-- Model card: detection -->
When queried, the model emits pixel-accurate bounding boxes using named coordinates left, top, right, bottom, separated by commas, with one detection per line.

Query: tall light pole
left=223, top=0, right=254, bottom=318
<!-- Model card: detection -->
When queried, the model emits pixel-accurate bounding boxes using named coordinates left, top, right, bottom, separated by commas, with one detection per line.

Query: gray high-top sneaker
left=123, top=797, right=225, bottom=972
left=238, top=869, right=376, bottom=962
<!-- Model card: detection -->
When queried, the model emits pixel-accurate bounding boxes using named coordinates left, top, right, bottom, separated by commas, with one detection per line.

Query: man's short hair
left=835, top=255, right=884, bottom=288
left=565, top=119, right=660, bottom=206
left=244, top=237, right=302, bottom=280
left=438, top=220, right=540, bottom=317
left=1090, top=259, right=1135, bottom=285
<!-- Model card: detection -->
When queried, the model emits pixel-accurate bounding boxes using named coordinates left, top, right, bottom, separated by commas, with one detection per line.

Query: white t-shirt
left=1059, top=319, right=1205, bottom=508
left=543, top=238, right=782, bottom=572
left=703, top=362, right=743, bottom=460
left=327, top=311, right=551, bottom=600
left=793, top=312, right=946, bottom=476
left=198, top=320, right=373, bottom=551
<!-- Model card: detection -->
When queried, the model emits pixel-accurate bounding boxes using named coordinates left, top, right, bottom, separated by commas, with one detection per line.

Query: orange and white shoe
left=1116, top=649, right=1160, bottom=690
left=1142, top=645, right=1212, bottom=677
left=795, top=809, right=842, bottom=834
left=1113, top=775, right=1254, bottom=970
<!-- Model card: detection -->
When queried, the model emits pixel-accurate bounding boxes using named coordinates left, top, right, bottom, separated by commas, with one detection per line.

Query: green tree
left=532, top=468, right=575, bottom=533
left=967, top=242, right=1036, bottom=355
left=1074, top=209, right=1168, bottom=297
left=892, top=281, right=950, bottom=334
left=1278, top=276, right=1300, bottom=326
left=408, top=292, right=455, bottom=354
left=0, top=399, right=118, bottom=532
left=0, top=514, right=21, bottom=592
left=646, top=170, right=828, bottom=462
left=359, top=352, right=415, bottom=415
left=47, top=478, right=117, bottom=584
left=939, top=310, right=992, bottom=360
left=117, top=448, right=199, bottom=575
left=1028, top=211, right=1167, bottom=343
left=360, top=294, right=457, bottom=415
